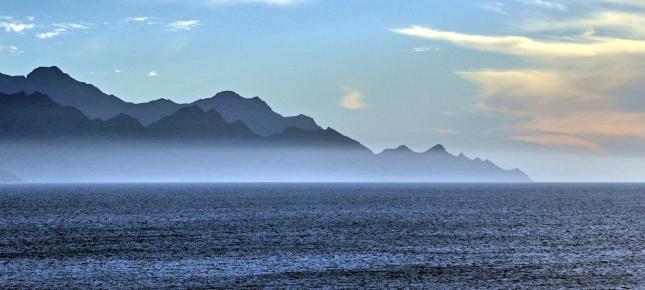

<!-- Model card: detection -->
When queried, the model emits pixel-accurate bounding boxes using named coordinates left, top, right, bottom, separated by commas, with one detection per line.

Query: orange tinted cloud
left=510, top=134, right=603, bottom=151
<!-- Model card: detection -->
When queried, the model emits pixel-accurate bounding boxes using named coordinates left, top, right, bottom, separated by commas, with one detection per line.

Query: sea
left=0, top=183, right=643, bottom=289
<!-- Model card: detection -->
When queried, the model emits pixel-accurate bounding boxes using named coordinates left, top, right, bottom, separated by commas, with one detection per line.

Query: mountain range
left=0, top=66, right=319, bottom=136
left=0, top=66, right=530, bottom=182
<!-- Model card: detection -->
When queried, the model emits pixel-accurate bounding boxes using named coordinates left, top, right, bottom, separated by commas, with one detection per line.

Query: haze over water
left=1, top=183, right=643, bottom=288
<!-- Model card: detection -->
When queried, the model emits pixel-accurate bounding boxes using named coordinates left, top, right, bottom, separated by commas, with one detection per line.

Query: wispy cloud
left=480, top=2, right=507, bottom=15
left=120, top=16, right=158, bottom=25
left=0, top=21, right=35, bottom=33
left=340, top=87, right=366, bottom=110
left=166, top=20, right=200, bottom=31
left=36, top=22, right=90, bottom=39
left=54, top=22, right=90, bottom=30
left=148, top=71, right=159, bottom=77
left=199, top=0, right=308, bottom=7
left=523, top=11, right=645, bottom=37
left=0, top=45, right=21, bottom=53
left=36, top=29, right=65, bottom=39
left=412, top=46, right=440, bottom=53
left=510, top=134, right=602, bottom=151
left=514, top=0, right=567, bottom=11
left=122, top=16, right=150, bottom=23
left=392, top=26, right=645, bottom=57
left=593, top=0, right=645, bottom=9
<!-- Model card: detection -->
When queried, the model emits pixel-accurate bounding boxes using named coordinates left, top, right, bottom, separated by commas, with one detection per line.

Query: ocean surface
left=0, top=183, right=643, bottom=289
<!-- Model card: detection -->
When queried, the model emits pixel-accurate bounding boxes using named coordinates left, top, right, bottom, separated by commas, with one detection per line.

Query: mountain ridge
left=0, top=92, right=259, bottom=141
left=0, top=66, right=320, bottom=136
left=0, top=67, right=531, bottom=182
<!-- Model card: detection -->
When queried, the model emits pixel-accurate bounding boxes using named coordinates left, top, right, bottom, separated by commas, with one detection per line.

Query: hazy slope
left=0, top=170, right=22, bottom=183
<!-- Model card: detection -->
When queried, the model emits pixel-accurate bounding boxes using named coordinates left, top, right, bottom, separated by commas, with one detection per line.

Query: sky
left=1, top=0, right=645, bottom=181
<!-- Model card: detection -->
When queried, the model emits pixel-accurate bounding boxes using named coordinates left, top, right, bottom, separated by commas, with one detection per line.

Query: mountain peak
left=200, top=91, right=271, bottom=111
left=146, top=98, right=177, bottom=105
left=213, top=90, right=244, bottom=100
left=27, top=66, right=68, bottom=80
left=381, top=145, right=415, bottom=155
left=395, top=145, right=412, bottom=152
left=425, top=144, right=447, bottom=154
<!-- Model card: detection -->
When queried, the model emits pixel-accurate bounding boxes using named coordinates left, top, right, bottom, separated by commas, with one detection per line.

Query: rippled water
left=1, top=183, right=643, bottom=288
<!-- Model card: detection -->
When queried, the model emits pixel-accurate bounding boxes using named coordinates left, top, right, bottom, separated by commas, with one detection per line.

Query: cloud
left=121, top=17, right=158, bottom=25
left=393, top=10, right=645, bottom=152
left=514, top=0, right=567, bottom=11
left=36, top=29, right=65, bottom=39
left=166, top=20, right=200, bottom=31
left=594, top=0, right=645, bottom=9
left=340, top=88, right=366, bottom=110
left=480, top=2, right=507, bottom=15
left=519, top=112, right=645, bottom=139
left=148, top=71, right=158, bottom=77
left=464, top=49, right=645, bottom=134
left=523, top=11, right=645, bottom=37
left=412, top=46, right=440, bottom=53
left=199, top=0, right=308, bottom=6
left=391, top=26, right=645, bottom=58
left=122, top=16, right=150, bottom=23
left=36, top=22, right=90, bottom=39
left=0, top=21, right=35, bottom=33
left=458, top=69, right=599, bottom=115
left=458, top=62, right=645, bottom=151
left=0, top=45, right=21, bottom=53
left=54, top=23, right=90, bottom=30
left=510, top=134, right=602, bottom=151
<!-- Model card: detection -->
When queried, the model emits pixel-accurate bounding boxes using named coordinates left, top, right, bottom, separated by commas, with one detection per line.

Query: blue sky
left=2, top=0, right=645, bottom=181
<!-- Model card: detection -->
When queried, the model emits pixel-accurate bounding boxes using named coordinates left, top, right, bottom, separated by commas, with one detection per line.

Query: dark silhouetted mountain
left=0, top=91, right=99, bottom=138
left=147, top=106, right=257, bottom=139
left=0, top=92, right=256, bottom=141
left=0, top=67, right=320, bottom=135
left=0, top=67, right=130, bottom=120
left=192, top=91, right=320, bottom=136
left=0, top=170, right=22, bottom=183
left=0, top=66, right=188, bottom=124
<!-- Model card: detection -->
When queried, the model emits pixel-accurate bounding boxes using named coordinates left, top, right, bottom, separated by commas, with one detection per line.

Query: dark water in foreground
left=0, top=183, right=643, bottom=289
